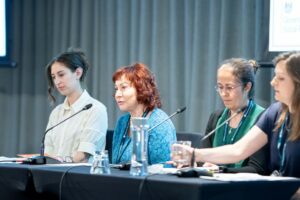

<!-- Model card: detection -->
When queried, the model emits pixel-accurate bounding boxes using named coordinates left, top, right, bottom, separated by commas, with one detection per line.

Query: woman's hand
left=171, top=144, right=194, bottom=168
left=72, top=152, right=90, bottom=163
left=202, top=162, right=220, bottom=171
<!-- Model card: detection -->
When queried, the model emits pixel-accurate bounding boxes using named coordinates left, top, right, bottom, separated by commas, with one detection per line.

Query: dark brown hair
left=219, top=58, right=259, bottom=98
left=274, top=52, right=300, bottom=141
left=45, top=48, right=90, bottom=103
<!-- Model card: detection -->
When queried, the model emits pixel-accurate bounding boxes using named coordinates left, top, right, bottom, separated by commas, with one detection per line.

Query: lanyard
left=277, top=114, right=289, bottom=174
left=222, top=100, right=254, bottom=145
left=116, top=109, right=149, bottom=163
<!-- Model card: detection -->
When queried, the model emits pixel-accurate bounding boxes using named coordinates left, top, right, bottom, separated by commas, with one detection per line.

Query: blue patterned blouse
left=111, top=108, right=176, bottom=165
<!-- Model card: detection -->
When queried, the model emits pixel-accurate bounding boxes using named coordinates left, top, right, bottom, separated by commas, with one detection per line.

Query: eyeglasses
left=215, top=84, right=242, bottom=93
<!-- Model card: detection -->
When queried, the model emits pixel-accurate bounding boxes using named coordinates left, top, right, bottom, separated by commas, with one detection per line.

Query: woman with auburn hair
left=112, top=63, right=176, bottom=165
left=172, top=52, right=300, bottom=178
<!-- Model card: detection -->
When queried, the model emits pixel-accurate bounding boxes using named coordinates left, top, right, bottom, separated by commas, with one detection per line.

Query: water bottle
left=90, top=150, right=111, bottom=175
left=129, top=117, right=150, bottom=176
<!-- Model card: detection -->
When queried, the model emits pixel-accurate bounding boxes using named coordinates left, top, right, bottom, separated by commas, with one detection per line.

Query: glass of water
left=171, top=140, right=192, bottom=166
left=90, top=150, right=111, bottom=175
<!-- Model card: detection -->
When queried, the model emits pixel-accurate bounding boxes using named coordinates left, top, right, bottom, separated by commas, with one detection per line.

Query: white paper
left=201, top=173, right=298, bottom=181
left=0, top=156, right=27, bottom=163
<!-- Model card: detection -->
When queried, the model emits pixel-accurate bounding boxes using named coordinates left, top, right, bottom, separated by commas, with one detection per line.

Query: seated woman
left=202, top=58, right=268, bottom=174
left=44, top=49, right=108, bottom=163
left=172, top=52, right=300, bottom=178
left=111, top=63, right=176, bottom=165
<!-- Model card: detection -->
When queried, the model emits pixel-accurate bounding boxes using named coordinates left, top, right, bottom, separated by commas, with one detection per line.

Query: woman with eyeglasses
left=172, top=52, right=300, bottom=179
left=201, top=58, right=267, bottom=174
left=111, top=63, right=176, bottom=165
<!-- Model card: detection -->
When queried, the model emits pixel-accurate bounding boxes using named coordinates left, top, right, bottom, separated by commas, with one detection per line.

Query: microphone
left=41, top=103, right=93, bottom=156
left=201, top=107, right=246, bottom=141
left=148, top=106, right=186, bottom=132
left=24, top=103, right=93, bottom=165
left=111, top=107, right=186, bottom=170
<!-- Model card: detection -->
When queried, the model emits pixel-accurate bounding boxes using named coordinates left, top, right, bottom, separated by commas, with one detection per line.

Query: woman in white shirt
left=44, top=49, right=108, bottom=163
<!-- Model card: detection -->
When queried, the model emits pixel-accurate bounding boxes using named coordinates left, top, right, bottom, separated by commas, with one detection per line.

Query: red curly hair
left=112, top=63, right=162, bottom=111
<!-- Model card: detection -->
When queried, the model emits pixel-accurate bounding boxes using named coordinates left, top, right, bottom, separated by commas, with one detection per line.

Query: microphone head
left=83, top=104, right=93, bottom=110
left=177, top=106, right=187, bottom=114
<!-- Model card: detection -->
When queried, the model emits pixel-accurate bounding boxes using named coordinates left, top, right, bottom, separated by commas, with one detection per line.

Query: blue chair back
left=105, top=129, right=114, bottom=162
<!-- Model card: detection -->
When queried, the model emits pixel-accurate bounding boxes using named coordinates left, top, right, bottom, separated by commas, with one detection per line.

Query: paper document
left=201, top=173, right=298, bottom=181
left=148, top=164, right=216, bottom=175
left=0, top=156, right=27, bottom=163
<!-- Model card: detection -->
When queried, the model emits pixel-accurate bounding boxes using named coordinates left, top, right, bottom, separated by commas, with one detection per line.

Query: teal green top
left=213, top=101, right=264, bottom=168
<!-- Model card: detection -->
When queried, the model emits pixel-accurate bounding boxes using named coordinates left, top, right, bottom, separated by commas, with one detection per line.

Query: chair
left=176, top=132, right=204, bottom=148
left=105, top=129, right=114, bottom=162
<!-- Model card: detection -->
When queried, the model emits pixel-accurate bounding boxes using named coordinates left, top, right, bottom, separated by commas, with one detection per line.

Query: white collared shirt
left=44, top=90, right=108, bottom=159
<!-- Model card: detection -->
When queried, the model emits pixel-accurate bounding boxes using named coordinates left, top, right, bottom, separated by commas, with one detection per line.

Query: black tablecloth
left=0, top=163, right=41, bottom=200
left=1, top=163, right=300, bottom=200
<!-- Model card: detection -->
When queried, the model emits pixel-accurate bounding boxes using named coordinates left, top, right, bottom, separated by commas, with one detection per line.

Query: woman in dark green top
left=202, top=58, right=268, bottom=174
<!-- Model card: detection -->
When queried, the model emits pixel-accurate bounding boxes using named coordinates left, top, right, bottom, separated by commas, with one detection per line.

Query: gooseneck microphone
left=111, top=106, right=187, bottom=170
left=40, top=103, right=93, bottom=156
left=201, top=107, right=246, bottom=141
left=148, top=106, right=186, bottom=132
left=24, top=104, right=93, bottom=165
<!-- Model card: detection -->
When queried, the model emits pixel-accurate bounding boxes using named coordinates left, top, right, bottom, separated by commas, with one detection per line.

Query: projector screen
left=0, top=0, right=14, bottom=67
left=269, top=0, right=300, bottom=51
left=0, top=0, right=6, bottom=57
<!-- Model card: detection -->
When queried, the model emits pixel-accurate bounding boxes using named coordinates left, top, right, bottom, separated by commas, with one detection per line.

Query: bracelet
left=190, top=148, right=195, bottom=167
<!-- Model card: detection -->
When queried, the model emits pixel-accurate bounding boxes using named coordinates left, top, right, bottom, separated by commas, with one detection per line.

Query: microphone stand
left=201, top=107, right=244, bottom=141
left=177, top=108, right=244, bottom=178
left=110, top=106, right=186, bottom=170
left=24, top=104, right=93, bottom=165
left=148, top=107, right=186, bottom=132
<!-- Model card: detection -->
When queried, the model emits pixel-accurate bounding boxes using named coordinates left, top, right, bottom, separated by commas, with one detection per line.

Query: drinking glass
left=90, top=150, right=111, bottom=175
left=171, top=141, right=192, bottom=166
